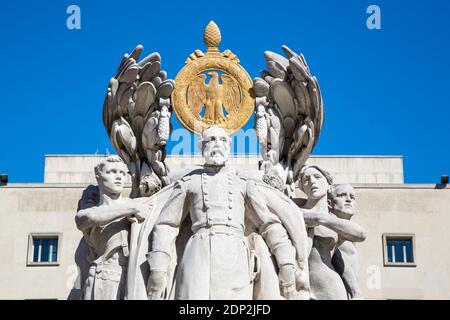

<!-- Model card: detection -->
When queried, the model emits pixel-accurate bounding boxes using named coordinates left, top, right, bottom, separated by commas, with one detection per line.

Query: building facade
left=0, top=154, right=448, bottom=299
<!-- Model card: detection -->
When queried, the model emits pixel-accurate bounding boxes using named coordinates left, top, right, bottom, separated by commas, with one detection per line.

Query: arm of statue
left=306, top=227, right=315, bottom=256
left=75, top=202, right=145, bottom=232
left=147, top=180, right=188, bottom=300
left=246, top=181, right=298, bottom=300
left=303, top=211, right=367, bottom=243
left=261, top=224, right=298, bottom=300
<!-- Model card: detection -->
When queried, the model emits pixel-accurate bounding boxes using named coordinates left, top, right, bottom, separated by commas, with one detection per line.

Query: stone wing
left=102, top=45, right=176, bottom=197
left=187, top=74, right=207, bottom=117
left=220, top=74, right=241, bottom=115
left=253, top=46, right=324, bottom=193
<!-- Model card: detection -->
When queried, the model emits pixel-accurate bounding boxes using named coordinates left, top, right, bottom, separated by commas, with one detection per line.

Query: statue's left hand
left=278, top=264, right=297, bottom=300
left=124, top=201, right=149, bottom=223
left=131, top=202, right=150, bottom=222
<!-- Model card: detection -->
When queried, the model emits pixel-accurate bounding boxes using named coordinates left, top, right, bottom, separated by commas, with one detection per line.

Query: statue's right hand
left=278, top=265, right=297, bottom=300
left=147, top=270, right=167, bottom=300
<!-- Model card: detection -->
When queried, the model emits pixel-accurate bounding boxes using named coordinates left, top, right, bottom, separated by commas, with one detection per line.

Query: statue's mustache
left=209, top=147, right=225, bottom=157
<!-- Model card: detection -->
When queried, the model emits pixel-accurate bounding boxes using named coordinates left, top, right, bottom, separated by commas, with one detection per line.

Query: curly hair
left=94, top=155, right=128, bottom=177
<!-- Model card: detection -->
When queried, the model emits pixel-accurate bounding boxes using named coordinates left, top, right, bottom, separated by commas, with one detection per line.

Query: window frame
left=27, top=233, right=62, bottom=266
left=382, top=233, right=416, bottom=267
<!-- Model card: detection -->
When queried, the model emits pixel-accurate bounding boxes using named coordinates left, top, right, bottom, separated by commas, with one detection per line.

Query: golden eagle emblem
left=187, top=72, right=241, bottom=122
left=172, top=21, right=254, bottom=135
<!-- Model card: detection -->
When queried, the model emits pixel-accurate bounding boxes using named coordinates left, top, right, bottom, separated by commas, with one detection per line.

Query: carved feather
left=134, top=82, right=156, bottom=117
left=254, top=45, right=324, bottom=194
left=187, top=74, right=207, bottom=116
left=102, top=45, right=175, bottom=197
left=157, top=80, right=175, bottom=99
left=140, top=61, right=160, bottom=83
left=253, top=77, right=270, bottom=97
left=220, top=74, right=241, bottom=114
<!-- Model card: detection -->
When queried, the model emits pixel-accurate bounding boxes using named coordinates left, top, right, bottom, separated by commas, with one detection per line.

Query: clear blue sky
left=0, top=0, right=449, bottom=183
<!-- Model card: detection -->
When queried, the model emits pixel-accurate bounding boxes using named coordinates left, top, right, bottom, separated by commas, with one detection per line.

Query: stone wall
left=1, top=182, right=448, bottom=299
left=44, top=155, right=404, bottom=184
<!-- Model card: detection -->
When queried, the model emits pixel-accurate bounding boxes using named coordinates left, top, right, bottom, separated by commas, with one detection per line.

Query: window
left=27, top=234, right=61, bottom=266
left=382, top=234, right=416, bottom=267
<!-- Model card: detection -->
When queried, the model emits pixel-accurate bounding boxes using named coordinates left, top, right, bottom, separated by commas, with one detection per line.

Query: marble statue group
left=73, top=21, right=366, bottom=300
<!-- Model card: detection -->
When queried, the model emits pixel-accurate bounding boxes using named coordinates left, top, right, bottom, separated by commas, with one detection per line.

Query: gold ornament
left=172, top=21, right=254, bottom=135
left=203, top=21, right=221, bottom=49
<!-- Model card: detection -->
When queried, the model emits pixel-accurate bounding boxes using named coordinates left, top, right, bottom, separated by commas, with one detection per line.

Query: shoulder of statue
left=173, top=177, right=189, bottom=192
left=180, top=175, right=192, bottom=182
left=77, top=185, right=100, bottom=211
left=178, top=174, right=195, bottom=191
left=180, top=167, right=206, bottom=182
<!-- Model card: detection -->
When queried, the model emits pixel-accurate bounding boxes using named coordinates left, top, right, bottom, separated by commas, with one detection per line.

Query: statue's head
left=199, top=125, right=231, bottom=166
left=328, top=184, right=356, bottom=219
left=299, top=164, right=333, bottom=200
left=94, top=156, right=128, bottom=196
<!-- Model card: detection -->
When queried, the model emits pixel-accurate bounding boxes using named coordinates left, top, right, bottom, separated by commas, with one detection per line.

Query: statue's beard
left=204, top=148, right=228, bottom=166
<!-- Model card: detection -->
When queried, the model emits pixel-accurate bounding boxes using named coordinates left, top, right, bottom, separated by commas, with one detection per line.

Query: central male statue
left=147, top=125, right=307, bottom=300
